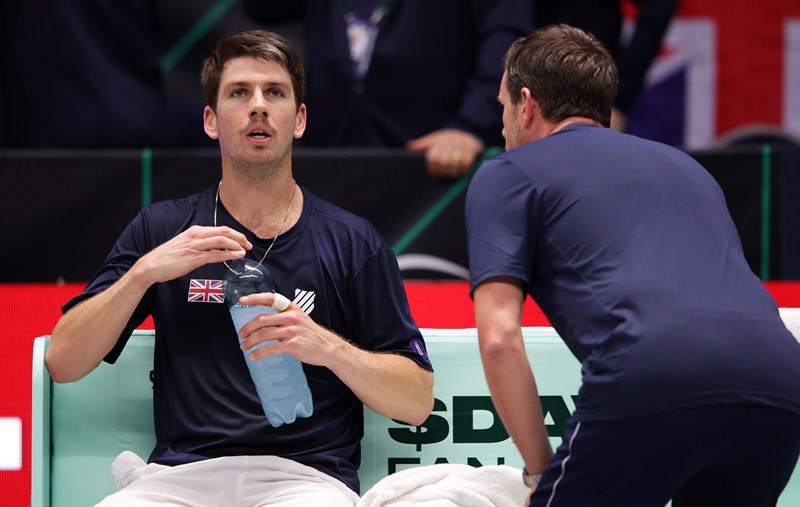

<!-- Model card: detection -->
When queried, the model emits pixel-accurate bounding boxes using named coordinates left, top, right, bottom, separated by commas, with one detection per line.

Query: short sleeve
left=465, top=157, right=538, bottom=295
left=61, top=209, right=154, bottom=363
left=348, top=245, right=433, bottom=372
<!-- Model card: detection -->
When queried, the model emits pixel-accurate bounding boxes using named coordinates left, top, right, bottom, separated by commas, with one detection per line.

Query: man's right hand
left=133, top=226, right=253, bottom=286
left=47, top=225, right=252, bottom=383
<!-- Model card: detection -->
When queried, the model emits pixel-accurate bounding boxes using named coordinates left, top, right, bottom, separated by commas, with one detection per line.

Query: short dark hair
left=201, top=30, right=305, bottom=111
left=504, top=24, right=617, bottom=127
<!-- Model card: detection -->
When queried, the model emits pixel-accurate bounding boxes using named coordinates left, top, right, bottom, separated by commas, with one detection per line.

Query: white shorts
left=96, top=453, right=359, bottom=507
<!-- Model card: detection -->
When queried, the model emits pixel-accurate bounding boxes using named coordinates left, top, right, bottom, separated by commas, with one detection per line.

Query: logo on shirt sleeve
left=409, top=337, right=428, bottom=359
left=187, top=279, right=226, bottom=303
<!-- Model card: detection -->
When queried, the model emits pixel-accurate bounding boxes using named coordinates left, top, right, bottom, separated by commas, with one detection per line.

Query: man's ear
left=203, top=105, right=219, bottom=139
left=294, top=103, right=307, bottom=139
left=519, top=87, right=537, bottom=128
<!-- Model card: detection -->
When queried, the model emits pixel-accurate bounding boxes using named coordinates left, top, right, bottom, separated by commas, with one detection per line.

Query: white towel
left=111, top=450, right=147, bottom=489
left=357, top=464, right=530, bottom=507
left=779, top=307, right=800, bottom=343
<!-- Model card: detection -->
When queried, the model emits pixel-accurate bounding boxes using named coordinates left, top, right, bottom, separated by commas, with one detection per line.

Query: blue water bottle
left=224, top=258, right=313, bottom=427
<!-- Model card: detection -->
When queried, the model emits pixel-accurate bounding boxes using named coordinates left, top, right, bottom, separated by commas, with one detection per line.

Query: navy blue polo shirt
left=466, top=124, right=800, bottom=422
left=65, top=186, right=432, bottom=493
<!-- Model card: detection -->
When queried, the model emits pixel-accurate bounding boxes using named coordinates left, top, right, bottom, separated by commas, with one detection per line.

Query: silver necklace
left=213, top=179, right=297, bottom=272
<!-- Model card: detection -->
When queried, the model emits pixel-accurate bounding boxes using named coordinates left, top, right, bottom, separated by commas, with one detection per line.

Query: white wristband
left=270, top=293, right=291, bottom=313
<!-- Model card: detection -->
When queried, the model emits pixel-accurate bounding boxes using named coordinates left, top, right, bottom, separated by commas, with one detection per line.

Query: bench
left=31, top=326, right=800, bottom=505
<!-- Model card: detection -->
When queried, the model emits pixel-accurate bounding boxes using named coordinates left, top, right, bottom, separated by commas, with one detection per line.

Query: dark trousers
left=530, top=405, right=800, bottom=507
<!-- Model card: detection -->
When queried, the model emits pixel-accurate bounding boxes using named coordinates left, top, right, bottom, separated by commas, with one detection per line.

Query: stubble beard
left=226, top=143, right=292, bottom=188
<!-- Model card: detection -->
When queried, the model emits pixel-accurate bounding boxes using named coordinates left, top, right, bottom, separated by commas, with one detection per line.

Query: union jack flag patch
left=187, top=279, right=226, bottom=303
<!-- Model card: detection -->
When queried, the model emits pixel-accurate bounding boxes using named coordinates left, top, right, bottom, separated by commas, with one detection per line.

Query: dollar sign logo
left=388, top=398, right=449, bottom=451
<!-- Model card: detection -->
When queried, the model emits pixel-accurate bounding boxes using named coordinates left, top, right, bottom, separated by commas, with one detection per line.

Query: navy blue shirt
left=64, top=186, right=432, bottom=493
left=466, top=124, right=800, bottom=421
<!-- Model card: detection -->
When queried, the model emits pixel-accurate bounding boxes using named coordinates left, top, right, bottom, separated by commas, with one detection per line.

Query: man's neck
left=218, top=171, right=301, bottom=239
left=548, top=116, right=603, bottom=136
left=527, top=116, right=603, bottom=145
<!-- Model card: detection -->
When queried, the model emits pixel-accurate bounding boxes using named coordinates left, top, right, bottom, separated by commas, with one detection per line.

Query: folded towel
left=779, top=308, right=800, bottom=343
left=111, top=450, right=147, bottom=489
left=357, top=464, right=530, bottom=507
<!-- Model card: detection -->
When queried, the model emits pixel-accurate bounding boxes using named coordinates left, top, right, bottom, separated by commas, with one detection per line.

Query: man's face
left=203, top=56, right=306, bottom=172
left=498, top=71, right=522, bottom=151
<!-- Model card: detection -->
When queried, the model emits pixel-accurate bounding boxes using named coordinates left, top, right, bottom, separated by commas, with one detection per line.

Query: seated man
left=46, top=30, right=434, bottom=507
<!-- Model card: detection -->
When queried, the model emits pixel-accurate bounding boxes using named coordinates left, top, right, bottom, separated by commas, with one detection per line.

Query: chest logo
left=187, top=279, right=226, bottom=303
left=294, top=289, right=315, bottom=314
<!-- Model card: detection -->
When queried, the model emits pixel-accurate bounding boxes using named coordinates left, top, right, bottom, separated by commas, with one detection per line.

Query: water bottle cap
left=223, top=258, right=277, bottom=307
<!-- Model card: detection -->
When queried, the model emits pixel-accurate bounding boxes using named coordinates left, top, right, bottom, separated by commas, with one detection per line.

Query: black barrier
left=0, top=147, right=780, bottom=282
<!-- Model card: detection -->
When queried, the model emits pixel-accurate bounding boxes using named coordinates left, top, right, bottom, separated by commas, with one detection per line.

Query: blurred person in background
left=244, top=0, right=533, bottom=178
left=535, top=0, right=680, bottom=132
left=0, top=0, right=211, bottom=148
